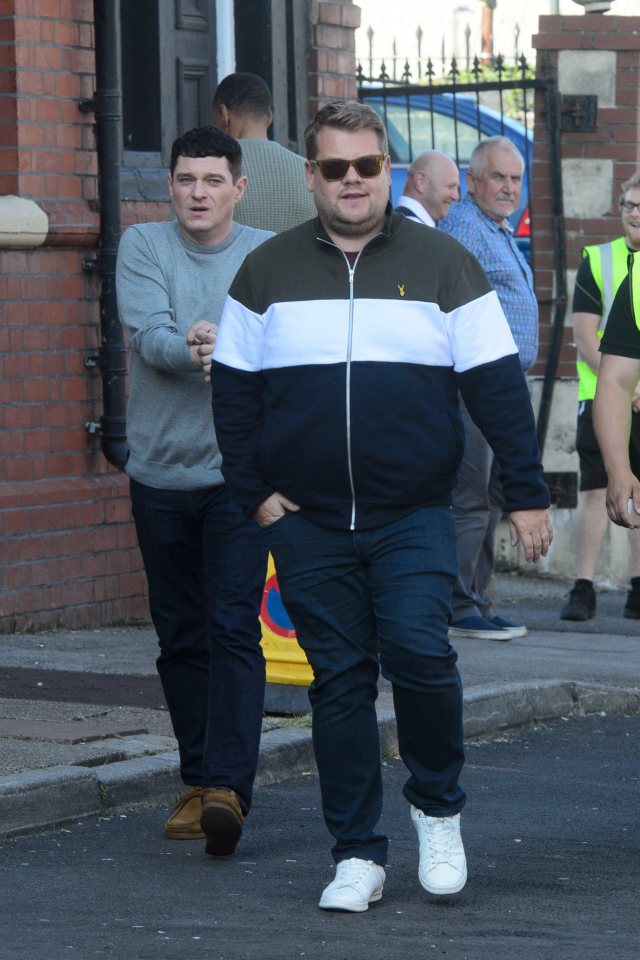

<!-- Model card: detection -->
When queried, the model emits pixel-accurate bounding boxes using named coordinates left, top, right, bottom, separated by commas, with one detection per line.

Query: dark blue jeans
left=263, top=506, right=465, bottom=865
left=130, top=479, right=268, bottom=812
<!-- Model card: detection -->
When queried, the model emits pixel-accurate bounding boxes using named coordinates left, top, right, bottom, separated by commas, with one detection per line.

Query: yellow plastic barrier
left=260, top=554, right=313, bottom=686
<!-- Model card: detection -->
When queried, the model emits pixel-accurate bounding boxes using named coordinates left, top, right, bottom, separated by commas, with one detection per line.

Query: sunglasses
left=310, top=154, right=386, bottom=181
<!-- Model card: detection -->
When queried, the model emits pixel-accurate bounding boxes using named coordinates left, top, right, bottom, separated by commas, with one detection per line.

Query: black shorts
left=576, top=399, right=640, bottom=491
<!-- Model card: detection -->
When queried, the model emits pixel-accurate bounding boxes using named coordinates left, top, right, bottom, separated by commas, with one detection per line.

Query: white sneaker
left=411, top=806, right=467, bottom=895
left=318, top=857, right=385, bottom=912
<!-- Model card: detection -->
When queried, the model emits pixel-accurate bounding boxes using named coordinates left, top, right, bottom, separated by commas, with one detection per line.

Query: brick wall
left=0, top=0, right=148, bottom=632
left=0, top=0, right=362, bottom=632
left=0, top=9, right=17, bottom=195
left=308, top=0, right=361, bottom=114
left=531, top=13, right=640, bottom=379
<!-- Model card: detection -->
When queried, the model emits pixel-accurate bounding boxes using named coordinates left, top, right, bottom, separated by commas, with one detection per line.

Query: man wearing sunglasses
left=560, top=172, right=640, bottom=622
left=209, top=100, right=552, bottom=912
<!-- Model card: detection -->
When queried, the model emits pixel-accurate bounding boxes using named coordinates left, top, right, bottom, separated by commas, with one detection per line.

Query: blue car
left=362, top=92, right=533, bottom=259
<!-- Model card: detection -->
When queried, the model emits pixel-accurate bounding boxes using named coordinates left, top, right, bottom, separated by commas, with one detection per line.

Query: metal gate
left=358, top=56, right=566, bottom=458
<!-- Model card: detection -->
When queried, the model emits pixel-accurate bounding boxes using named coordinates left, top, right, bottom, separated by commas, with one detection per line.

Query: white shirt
left=396, top=195, right=436, bottom=228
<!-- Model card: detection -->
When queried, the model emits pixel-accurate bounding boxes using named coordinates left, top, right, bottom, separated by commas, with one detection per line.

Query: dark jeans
left=263, top=506, right=465, bottom=865
left=130, top=479, right=268, bottom=812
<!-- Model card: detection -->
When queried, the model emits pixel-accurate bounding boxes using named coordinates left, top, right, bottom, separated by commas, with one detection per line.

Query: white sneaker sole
left=448, top=626, right=513, bottom=641
left=505, top=625, right=527, bottom=638
left=419, top=865, right=468, bottom=896
left=319, top=889, right=383, bottom=912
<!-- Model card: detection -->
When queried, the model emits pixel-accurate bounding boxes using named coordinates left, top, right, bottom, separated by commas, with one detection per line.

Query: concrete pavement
left=0, top=571, right=638, bottom=838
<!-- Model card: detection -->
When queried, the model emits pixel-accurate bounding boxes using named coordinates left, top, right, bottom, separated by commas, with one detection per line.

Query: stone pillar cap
left=571, top=0, right=613, bottom=12
left=0, top=195, right=48, bottom=248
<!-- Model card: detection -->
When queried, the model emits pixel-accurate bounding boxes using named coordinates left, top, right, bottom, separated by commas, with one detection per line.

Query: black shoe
left=560, top=580, right=596, bottom=621
left=623, top=583, right=640, bottom=619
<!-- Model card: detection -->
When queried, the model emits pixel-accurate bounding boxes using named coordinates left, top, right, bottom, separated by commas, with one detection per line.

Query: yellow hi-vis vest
left=577, top=236, right=630, bottom=401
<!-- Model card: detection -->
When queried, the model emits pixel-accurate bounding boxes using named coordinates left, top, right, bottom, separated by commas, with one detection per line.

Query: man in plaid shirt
left=439, top=135, right=538, bottom=641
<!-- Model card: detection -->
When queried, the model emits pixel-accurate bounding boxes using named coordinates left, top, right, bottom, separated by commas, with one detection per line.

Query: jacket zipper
left=316, top=235, right=379, bottom=530
left=345, top=255, right=360, bottom=530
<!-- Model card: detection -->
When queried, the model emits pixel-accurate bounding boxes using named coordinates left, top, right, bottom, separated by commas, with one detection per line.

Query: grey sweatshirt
left=116, top=219, right=272, bottom=490
left=233, top=139, right=316, bottom=233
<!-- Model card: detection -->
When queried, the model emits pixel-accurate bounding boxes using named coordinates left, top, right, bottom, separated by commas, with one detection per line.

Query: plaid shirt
left=439, top=194, right=538, bottom=371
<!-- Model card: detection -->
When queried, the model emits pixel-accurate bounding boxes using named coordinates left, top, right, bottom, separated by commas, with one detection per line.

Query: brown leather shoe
left=164, top=786, right=205, bottom=840
left=200, top=787, right=244, bottom=856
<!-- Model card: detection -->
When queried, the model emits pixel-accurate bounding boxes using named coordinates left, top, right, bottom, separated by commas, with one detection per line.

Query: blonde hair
left=620, top=171, right=640, bottom=202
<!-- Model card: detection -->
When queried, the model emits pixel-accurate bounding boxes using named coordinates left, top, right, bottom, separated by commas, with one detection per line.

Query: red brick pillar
left=307, top=1, right=361, bottom=116
left=0, top=0, right=147, bottom=631
left=531, top=12, right=640, bottom=379
left=514, top=11, right=640, bottom=583
left=0, top=0, right=99, bottom=241
left=0, top=10, right=17, bottom=195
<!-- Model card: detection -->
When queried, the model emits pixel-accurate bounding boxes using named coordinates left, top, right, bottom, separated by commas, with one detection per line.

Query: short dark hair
left=169, top=125, right=243, bottom=181
left=304, top=100, right=388, bottom=160
left=213, top=72, right=273, bottom=120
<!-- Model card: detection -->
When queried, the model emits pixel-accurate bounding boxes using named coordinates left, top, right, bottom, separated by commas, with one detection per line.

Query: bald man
left=395, top=150, right=460, bottom=227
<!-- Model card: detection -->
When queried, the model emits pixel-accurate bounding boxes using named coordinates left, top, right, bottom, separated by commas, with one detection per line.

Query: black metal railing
left=357, top=54, right=536, bottom=164
left=361, top=22, right=527, bottom=84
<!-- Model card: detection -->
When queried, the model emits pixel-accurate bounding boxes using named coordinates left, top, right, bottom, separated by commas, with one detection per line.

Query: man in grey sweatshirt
left=116, top=125, right=272, bottom=857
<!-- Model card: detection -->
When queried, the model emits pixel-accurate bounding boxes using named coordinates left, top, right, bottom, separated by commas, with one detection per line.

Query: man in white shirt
left=395, top=150, right=460, bottom=226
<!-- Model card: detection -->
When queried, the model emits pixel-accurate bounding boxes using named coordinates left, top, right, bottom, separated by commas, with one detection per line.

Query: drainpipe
left=535, top=72, right=567, bottom=457
left=81, top=0, right=128, bottom=471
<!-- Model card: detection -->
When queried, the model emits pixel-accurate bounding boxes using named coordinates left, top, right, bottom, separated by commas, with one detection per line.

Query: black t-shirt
left=599, top=275, right=640, bottom=360
left=572, top=255, right=602, bottom=314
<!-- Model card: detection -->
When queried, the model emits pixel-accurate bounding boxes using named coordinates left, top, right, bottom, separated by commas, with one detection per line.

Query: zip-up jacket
left=212, top=210, right=549, bottom=531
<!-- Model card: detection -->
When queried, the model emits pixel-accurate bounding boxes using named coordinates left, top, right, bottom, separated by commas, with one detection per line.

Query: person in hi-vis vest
left=560, top=171, right=640, bottom=622
left=595, top=242, right=640, bottom=561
